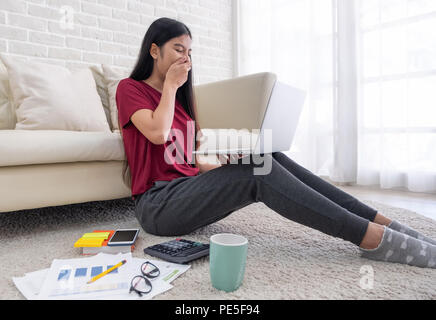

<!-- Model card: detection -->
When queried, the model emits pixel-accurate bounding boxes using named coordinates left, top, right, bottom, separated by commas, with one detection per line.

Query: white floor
left=333, top=183, right=436, bottom=221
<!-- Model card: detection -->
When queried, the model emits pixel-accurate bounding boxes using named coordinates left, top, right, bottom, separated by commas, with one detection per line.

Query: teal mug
left=209, top=233, right=248, bottom=292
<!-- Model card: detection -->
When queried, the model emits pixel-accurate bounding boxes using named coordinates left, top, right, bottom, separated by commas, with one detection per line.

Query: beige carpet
left=1, top=197, right=435, bottom=300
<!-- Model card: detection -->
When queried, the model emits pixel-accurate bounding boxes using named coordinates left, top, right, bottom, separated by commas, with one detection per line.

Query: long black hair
left=129, top=18, right=200, bottom=139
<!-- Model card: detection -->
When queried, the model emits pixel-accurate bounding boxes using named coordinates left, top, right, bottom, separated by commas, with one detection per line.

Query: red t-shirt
left=116, top=78, right=200, bottom=200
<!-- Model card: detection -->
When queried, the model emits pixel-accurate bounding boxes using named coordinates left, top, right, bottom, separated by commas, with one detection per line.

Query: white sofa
left=0, top=58, right=277, bottom=213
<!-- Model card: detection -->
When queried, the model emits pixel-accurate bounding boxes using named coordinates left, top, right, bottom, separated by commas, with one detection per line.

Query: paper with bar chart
left=37, top=252, right=132, bottom=300
left=14, top=253, right=191, bottom=300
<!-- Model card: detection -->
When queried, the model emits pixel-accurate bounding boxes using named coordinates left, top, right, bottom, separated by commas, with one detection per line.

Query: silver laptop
left=193, top=81, right=306, bottom=155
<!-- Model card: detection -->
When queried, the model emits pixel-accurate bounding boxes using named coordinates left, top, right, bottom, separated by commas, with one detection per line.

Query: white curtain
left=237, top=0, right=436, bottom=194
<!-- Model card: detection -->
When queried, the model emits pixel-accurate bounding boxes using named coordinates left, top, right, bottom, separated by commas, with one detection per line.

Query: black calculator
left=143, top=238, right=210, bottom=264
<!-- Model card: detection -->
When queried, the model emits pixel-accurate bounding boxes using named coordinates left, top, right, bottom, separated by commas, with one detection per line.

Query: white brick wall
left=0, top=0, right=234, bottom=84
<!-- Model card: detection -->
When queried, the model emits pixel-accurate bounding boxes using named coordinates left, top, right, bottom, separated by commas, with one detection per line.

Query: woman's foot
left=388, top=220, right=436, bottom=246
left=359, top=225, right=436, bottom=269
left=373, top=212, right=436, bottom=246
left=373, top=212, right=392, bottom=226
left=360, top=222, right=385, bottom=250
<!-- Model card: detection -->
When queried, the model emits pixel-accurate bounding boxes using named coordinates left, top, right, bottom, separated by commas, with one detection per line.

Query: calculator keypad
left=144, top=239, right=209, bottom=263
left=151, top=240, right=195, bottom=255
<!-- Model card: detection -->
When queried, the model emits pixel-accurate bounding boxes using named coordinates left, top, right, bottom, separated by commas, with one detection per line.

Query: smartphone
left=107, top=229, right=139, bottom=246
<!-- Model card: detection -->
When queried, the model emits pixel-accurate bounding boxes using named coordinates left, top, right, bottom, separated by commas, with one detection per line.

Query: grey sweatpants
left=134, top=152, right=378, bottom=246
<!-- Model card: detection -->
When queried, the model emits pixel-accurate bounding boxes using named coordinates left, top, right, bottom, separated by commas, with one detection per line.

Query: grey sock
left=388, top=220, right=436, bottom=246
left=360, top=226, right=436, bottom=269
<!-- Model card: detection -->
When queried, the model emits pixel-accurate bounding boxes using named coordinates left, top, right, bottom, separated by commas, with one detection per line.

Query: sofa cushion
left=102, top=64, right=130, bottom=131
left=0, top=54, right=110, bottom=132
left=0, top=130, right=126, bottom=167
left=0, top=61, right=15, bottom=129
left=89, top=64, right=112, bottom=131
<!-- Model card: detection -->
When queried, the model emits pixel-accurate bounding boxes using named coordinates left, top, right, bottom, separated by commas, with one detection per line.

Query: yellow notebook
left=81, top=232, right=110, bottom=240
left=74, top=238, right=105, bottom=248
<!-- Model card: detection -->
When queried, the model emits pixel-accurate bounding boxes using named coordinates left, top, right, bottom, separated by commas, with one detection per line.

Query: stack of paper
left=12, top=253, right=190, bottom=300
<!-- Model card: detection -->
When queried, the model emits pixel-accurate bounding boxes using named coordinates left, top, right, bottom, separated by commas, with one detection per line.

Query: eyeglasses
left=129, top=261, right=160, bottom=297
